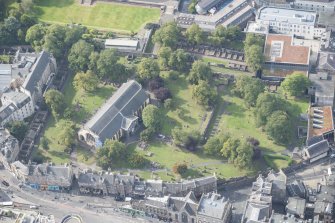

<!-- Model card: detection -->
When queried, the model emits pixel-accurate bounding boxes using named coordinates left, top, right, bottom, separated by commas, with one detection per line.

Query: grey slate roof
left=2, top=91, right=31, bottom=109
left=22, top=51, right=51, bottom=94
left=287, top=180, right=306, bottom=198
left=286, top=197, right=306, bottom=217
left=85, top=80, right=148, bottom=142
left=306, top=135, right=324, bottom=146
left=305, top=139, right=329, bottom=158
left=244, top=202, right=271, bottom=222
left=318, top=52, right=335, bottom=71
left=0, top=64, right=12, bottom=92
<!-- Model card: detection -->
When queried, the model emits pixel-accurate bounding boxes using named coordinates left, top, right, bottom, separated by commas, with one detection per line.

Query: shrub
left=140, top=128, right=155, bottom=142
left=164, top=98, right=173, bottom=109
left=172, top=162, right=188, bottom=175
left=153, top=87, right=171, bottom=102
left=148, top=76, right=164, bottom=91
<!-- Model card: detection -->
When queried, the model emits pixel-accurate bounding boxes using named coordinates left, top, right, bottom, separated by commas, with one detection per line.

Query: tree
left=280, top=72, right=311, bottom=97
left=5, top=121, right=27, bottom=142
left=234, top=76, right=265, bottom=107
left=73, top=70, right=99, bottom=92
left=188, top=0, right=197, bottom=13
left=57, top=120, right=76, bottom=148
left=234, top=141, right=253, bottom=169
left=188, top=61, right=212, bottom=84
left=148, top=76, right=164, bottom=91
left=96, top=49, right=118, bottom=80
left=169, top=49, right=190, bottom=72
left=128, top=153, right=149, bottom=168
left=63, top=25, right=86, bottom=49
left=254, top=93, right=288, bottom=127
left=142, top=105, right=161, bottom=130
left=0, top=16, right=21, bottom=45
left=192, top=80, right=217, bottom=107
left=137, top=58, right=160, bottom=80
left=96, top=140, right=128, bottom=169
left=185, top=24, right=205, bottom=45
left=20, top=0, right=34, bottom=14
left=204, top=133, right=230, bottom=155
left=68, top=40, right=94, bottom=72
left=244, top=33, right=264, bottom=72
left=20, top=14, right=37, bottom=31
left=140, top=127, right=155, bottom=142
left=40, top=137, right=49, bottom=150
left=245, top=45, right=264, bottom=72
left=153, top=87, right=171, bottom=102
left=171, top=127, right=189, bottom=146
left=25, top=24, right=46, bottom=51
left=158, top=46, right=172, bottom=69
left=172, top=162, right=188, bottom=175
left=153, top=22, right=181, bottom=48
left=164, top=98, right=173, bottom=109
left=112, top=63, right=131, bottom=84
left=88, top=51, right=100, bottom=74
left=44, top=89, right=65, bottom=119
left=43, top=24, right=68, bottom=59
left=265, top=111, right=293, bottom=144
left=221, top=138, right=239, bottom=162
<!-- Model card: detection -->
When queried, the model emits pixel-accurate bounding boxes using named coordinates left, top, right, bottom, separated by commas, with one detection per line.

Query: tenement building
left=130, top=192, right=232, bottom=223
left=78, top=80, right=149, bottom=148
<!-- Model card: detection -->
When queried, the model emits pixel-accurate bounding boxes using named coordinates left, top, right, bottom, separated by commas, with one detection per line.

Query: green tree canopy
left=137, top=58, right=160, bottom=80
left=68, top=40, right=94, bottom=72
left=265, top=110, right=293, bottom=144
left=142, top=105, right=161, bottom=131
left=234, top=76, right=265, bottom=107
left=185, top=24, right=206, bottom=45
left=192, top=80, right=217, bottom=107
left=158, top=46, right=172, bottom=69
left=96, top=49, right=118, bottom=80
left=244, top=45, right=264, bottom=72
left=280, top=72, right=311, bottom=97
left=25, top=24, right=46, bottom=51
left=254, top=93, right=288, bottom=126
left=203, top=133, right=230, bottom=155
left=96, top=140, right=128, bottom=169
left=188, top=61, right=212, bottom=84
left=234, top=141, right=253, bottom=169
left=44, top=89, right=65, bottom=119
left=73, top=70, right=99, bottom=92
left=169, top=49, right=190, bottom=72
left=57, top=120, right=76, bottom=148
left=5, top=121, right=27, bottom=142
left=153, top=22, right=181, bottom=48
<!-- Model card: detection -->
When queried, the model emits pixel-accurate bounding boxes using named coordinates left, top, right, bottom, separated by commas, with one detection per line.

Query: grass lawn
left=132, top=141, right=255, bottom=180
left=159, top=73, right=212, bottom=135
left=33, top=75, right=115, bottom=164
left=220, top=86, right=308, bottom=154
left=34, top=0, right=160, bottom=32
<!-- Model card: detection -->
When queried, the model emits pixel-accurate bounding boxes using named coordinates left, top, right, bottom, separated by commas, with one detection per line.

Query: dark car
left=2, top=180, right=9, bottom=187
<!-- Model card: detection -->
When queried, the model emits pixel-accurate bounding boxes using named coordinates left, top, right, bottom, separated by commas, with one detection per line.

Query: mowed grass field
left=34, top=0, right=161, bottom=32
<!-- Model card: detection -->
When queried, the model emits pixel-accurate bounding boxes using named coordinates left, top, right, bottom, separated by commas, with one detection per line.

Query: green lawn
left=159, top=73, right=212, bottom=135
left=132, top=141, right=255, bottom=180
left=220, top=86, right=308, bottom=154
left=34, top=0, right=160, bottom=32
left=34, top=75, right=115, bottom=164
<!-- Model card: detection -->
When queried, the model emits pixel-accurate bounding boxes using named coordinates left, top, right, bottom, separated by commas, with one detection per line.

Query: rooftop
left=317, top=52, right=335, bottom=71
left=197, top=193, right=231, bottom=220
left=264, top=34, right=310, bottom=65
left=286, top=197, right=306, bottom=217
left=0, top=64, right=12, bottom=92
left=105, top=39, right=139, bottom=48
left=309, top=72, right=335, bottom=107
left=258, top=7, right=317, bottom=25
left=307, top=106, right=334, bottom=139
left=84, top=80, right=148, bottom=144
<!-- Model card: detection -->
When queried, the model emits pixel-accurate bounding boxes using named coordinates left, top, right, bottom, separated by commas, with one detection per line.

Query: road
left=0, top=168, right=150, bottom=223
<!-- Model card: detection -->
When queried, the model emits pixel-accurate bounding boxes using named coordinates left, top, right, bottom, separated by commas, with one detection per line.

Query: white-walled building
left=246, top=7, right=326, bottom=40
left=0, top=91, right=34, bottom=126
left=291, top=0, right=335, bottom=13
left=0, top=128, right=19, bottom=170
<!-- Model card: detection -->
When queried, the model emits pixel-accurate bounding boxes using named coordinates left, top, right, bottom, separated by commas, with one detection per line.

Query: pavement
left=0, top=168, right=150, bottom=223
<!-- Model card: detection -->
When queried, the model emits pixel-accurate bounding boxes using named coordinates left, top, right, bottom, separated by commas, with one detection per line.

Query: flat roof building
left=307, top=106, right=334, bottom=141
left=246, top=7, right=326, bottom=40
left=0, top=64, right=12, bottom=93
left=105, top=39, right=139, bottom=52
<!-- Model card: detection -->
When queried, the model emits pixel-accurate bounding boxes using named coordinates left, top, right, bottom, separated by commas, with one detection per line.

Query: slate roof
left=2, top=91, right=31, bottom=109
left=196, top=0, right=221, bottom=10
left=0, top=103, right=15, bottom=123
left=287, top=180, right=306, bottom=198
left=22, top=51, right=52, bottom=94
left=0, top=64, right=12, bottom=92
left=318, top=52, right=335, bottom=71
left=305, top=139, right=329, bottom=158
left=286, top=197, right=306, bottom=217
left=84, top=80, right=148, bottom=143
left=306, top=135, right=324, bottom=147
left=244, top=202, right=271, bottom=222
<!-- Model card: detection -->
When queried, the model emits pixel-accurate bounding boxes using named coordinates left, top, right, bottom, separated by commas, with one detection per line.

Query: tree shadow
left=35, top=0, right=75, bottom=8
left=180, top=168, right=204, bottom=179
